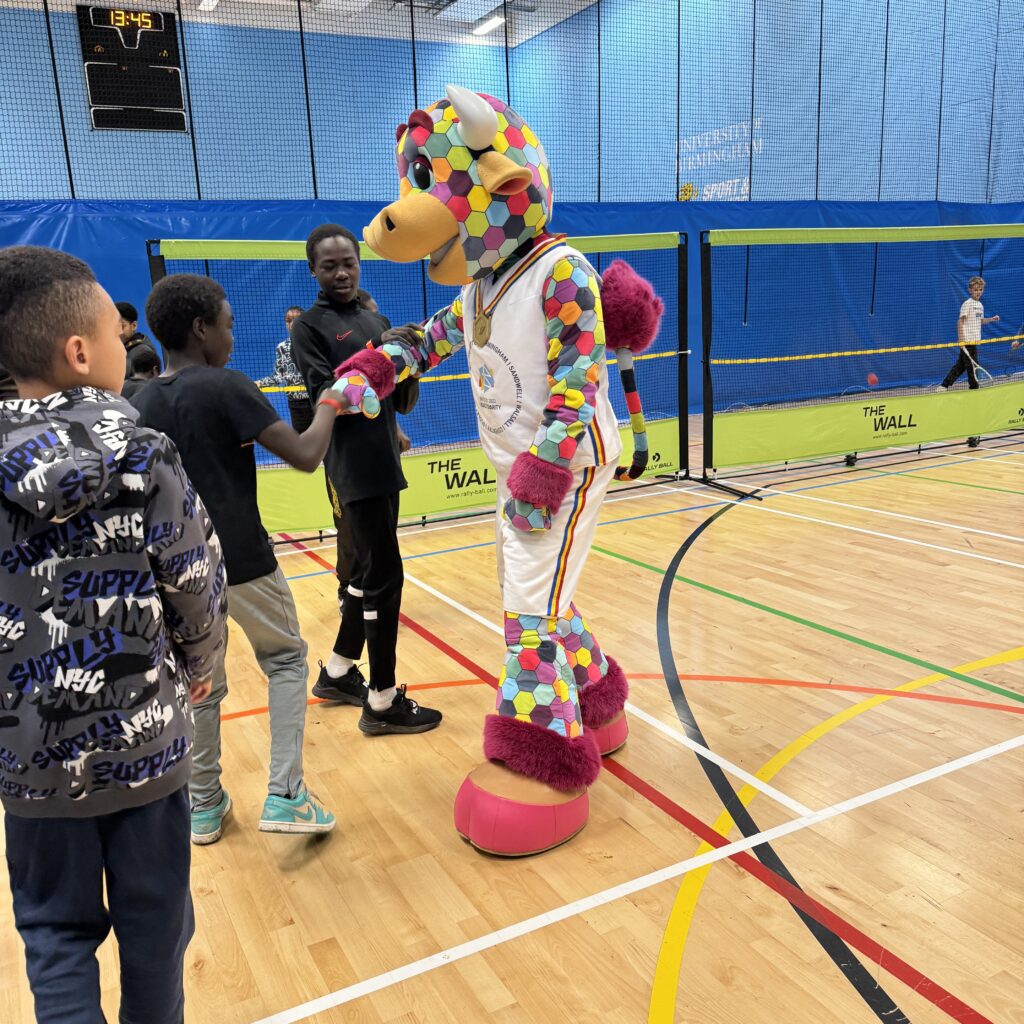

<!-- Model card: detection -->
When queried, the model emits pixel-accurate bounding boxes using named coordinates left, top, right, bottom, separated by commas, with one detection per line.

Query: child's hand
left=992, top=314, right=1000, bottom=322
left=380, top=324, right=425, bottom=347
left=190, top=677, right=212, bottom=703
left=397, top=426, right=412, bottom=453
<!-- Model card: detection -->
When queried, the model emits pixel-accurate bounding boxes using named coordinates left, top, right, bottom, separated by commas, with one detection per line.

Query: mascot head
left=364, top=84, right=553, bottom=285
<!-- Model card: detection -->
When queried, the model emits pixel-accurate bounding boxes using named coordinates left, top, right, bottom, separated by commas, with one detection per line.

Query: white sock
left=326, top=653, right=355, bottom=678
left=368, top=686, right=397, bottom=711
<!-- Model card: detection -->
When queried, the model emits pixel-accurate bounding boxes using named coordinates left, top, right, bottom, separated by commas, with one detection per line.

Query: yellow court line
left=647, top=644, right=1024, bottom=1022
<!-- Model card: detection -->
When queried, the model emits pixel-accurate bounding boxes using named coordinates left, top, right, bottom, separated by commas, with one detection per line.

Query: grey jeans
left=190, top=566, right=309, bottom=811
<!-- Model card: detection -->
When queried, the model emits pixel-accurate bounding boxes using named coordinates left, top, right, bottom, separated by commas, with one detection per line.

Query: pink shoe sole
left=453, top=777, right=590, bottom=856
left=591, top=712, right=628, bottom=756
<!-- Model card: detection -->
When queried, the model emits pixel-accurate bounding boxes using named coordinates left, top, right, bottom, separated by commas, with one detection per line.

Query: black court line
left=655, top=489, right=911, bottom=1022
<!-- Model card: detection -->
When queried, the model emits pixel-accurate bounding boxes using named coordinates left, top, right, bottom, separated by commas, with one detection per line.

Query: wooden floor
left=3, top=434, right=1023, bottom=1023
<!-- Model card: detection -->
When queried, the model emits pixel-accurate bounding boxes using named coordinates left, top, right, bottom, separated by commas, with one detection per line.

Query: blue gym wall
left=3, top=1, right=1023, bottom=203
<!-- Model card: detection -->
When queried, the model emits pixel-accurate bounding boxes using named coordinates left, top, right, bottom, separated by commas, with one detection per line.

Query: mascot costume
left=331, top=84, right=663, bottom=856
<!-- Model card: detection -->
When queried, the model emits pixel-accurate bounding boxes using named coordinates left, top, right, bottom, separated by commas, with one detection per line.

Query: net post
left=677, top=233, right=689, bottom=479
left=146, top=241, right=166, bottom=285
left=700, top=231, right=714, bottom=479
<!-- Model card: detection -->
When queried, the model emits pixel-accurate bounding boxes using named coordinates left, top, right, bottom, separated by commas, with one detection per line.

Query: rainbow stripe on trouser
left=494, top=462, right=616, bottom=735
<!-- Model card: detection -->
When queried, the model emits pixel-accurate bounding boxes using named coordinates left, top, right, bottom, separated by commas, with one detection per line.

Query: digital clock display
left=89, top=7, right=164, bottom=39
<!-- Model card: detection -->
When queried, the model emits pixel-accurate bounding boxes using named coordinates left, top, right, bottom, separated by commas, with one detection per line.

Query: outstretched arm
left=505, top=256, right=604, bottom=532
left=377, top=296, right=467, bottom=381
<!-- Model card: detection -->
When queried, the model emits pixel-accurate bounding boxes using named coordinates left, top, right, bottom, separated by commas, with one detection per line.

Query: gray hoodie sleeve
left=144, top=435, right=227, bottom=681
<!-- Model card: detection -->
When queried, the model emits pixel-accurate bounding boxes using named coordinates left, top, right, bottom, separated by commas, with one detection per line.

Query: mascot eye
left=412, top=156, right=433, bottom=191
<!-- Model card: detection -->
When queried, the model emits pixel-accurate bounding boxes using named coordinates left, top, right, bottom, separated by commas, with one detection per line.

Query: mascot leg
left=454, top=611, right=600, bottom=856
left=454, top=462, right=619, bottom=856
left=558, top=604, right=629, bottom=755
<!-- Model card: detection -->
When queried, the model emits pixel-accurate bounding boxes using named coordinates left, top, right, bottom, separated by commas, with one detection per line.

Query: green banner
left=708, top=223, right=1024, bottom=247
left=159, top=231, right=680, bottom=263
left=257, top=417, right=681, bottom=532
left=712, top=382, right=1024, bottom=468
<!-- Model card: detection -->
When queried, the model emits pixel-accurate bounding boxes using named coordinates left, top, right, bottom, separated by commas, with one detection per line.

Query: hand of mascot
left=503, top=495, right=552, bottom=533
left=330, top=348, right=398, bottom=420
left=504, top=452, right=574, bottom=533
left=328, top=374, right=381, bottom=419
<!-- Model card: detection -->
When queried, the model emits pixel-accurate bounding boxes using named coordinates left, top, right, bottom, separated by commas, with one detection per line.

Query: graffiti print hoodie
left=0, top=387, right=226, bottom=818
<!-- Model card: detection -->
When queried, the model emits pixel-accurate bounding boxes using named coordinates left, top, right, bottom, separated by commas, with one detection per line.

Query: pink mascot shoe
left=454, top=716, right=601, bottom=855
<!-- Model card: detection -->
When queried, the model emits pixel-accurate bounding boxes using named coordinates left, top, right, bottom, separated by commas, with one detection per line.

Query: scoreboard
left=76, top=6, right=187, bottom=132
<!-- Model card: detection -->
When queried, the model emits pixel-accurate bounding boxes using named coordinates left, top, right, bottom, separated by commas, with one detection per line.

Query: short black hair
left=145, top=274, right=226, bottom=351
left=286, top=305, right=304, bottom=315
left=131, top=348, right=161, bottom=376
left=115, top=301, right=138, bottom=322
left=0, top=246, right=99, bottom=381
left=306, top=223, right=360, bottom=266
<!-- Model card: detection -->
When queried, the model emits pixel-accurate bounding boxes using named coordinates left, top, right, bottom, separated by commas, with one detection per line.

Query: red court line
left=280, top=536, right=990, bottom=1023
left=608, top=761, right=993, bottom=1024
left=630, top=673, right=1024, bottom=716
left=221, top=679, right=483, bottom=722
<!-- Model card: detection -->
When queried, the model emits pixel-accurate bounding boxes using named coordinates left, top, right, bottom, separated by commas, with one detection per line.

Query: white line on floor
left=678, top=483, right=1024, bottom=570
left=403, top=572, right=812, bottom=817
left=251, top=732, right=1024, bottom=1024
left=714, top=479, right=1024, bottom=543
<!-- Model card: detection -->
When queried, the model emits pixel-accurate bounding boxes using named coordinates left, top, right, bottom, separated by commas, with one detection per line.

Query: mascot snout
left=364, top=193, right=467, bottom=285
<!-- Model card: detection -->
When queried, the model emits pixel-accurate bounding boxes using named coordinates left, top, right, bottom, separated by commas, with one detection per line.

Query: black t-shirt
left=130, top=365, right=279, bottom=585
left=290, top=293, right=406, bottom=504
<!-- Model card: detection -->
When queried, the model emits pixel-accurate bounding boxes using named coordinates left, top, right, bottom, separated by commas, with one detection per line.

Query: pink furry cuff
left=579, top=656, right=629, bottom=728
left=333, top=348, right=396, bottom=400
left=484, top=715, right=601, bottom=791
left=508, top=452, right=574, bottom=514
left=601, top=258, right=664, bottom=355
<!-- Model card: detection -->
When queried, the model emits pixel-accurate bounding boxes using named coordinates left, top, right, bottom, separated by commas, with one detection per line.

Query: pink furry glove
left=330, top=348, right=397, bottom=419
left=600, top=259, right=664, bottom=354
left=504, top=452, right=574, bottom=533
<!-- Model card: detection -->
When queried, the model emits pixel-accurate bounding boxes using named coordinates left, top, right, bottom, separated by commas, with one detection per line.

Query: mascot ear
left=395, top=123, right=408, bottom=142
left=478, top=151, right=533, bottom=196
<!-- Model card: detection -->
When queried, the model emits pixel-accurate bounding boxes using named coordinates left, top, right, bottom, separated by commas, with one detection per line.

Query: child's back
left=0, top=382, right=225, bottom=816
left=0, top=245, right=226, bottom=1023
left=131, top=364, right=278, bottom=586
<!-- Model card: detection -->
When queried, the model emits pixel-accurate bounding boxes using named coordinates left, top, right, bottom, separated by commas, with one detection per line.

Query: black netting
left=706, top=235, right=1024, bottom=414
left=3, top=1, right=1022, bottom=204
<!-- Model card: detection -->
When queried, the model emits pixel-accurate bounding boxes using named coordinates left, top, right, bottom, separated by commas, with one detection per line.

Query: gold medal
left=473, top=311, right=491, bottom=346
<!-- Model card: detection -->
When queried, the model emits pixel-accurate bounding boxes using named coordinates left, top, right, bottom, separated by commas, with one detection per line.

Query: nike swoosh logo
left=290, top=802, right=315, bottom=820
left=336, top=331, right=353, bottom=342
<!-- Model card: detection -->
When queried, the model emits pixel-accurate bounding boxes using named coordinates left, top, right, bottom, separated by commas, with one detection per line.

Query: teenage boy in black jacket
left=290, top=224, right=441, bottom=736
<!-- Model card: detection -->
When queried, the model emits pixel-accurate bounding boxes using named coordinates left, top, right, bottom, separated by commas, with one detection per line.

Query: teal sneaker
left=191, top=790, right=231, bottom=846
left=258, top=787, right=335, bottom=835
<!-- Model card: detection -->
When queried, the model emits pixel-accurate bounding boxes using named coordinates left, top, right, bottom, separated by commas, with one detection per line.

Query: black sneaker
left=312, top=662, right=367, bottom=706
left=358, top=686, right=442, bottom=735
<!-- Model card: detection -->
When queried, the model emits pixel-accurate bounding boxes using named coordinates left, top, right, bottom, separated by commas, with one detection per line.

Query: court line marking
left=937, top=451, right=1024, bottom=470
left=594, top=545, right=1024, bottom=706
left=251, top=733, right=1022, bottom=1024
left=648, top=644, right=1024, bottom=1019
left=640, top=673, right=1024, bottom=716
left=713, top=479, right=1024, bottom=543
left=678, top=483, right=1024, bottom=570
left=403, top=571, right=812, bottom=817
left=278, top=450, right=1020, bottom=582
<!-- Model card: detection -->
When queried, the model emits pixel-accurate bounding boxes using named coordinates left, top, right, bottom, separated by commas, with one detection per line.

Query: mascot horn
left=334, top=84, right=663, bottom=856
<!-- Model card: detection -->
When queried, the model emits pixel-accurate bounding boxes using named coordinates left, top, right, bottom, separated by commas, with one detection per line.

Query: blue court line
left=282, top=446, right=1024, bottom=583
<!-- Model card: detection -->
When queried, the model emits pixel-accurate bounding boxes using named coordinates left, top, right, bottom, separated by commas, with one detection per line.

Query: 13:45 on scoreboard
left=76, top=6, right=187, bottom=132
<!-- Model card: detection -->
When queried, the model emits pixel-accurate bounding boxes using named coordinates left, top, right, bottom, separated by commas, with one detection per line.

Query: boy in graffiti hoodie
left=0, top=246, right=227, bottom=1024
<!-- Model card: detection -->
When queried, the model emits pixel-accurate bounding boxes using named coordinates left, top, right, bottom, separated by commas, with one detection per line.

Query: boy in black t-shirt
left=132, top=274, right=343, bottom=845
left=291, top=224, right=441, bottom=736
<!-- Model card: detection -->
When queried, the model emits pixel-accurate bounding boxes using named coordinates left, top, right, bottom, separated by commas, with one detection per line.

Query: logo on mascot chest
left=471, top=343, right=523, bottom=435
left=476, top=364, right=495, bottom=393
